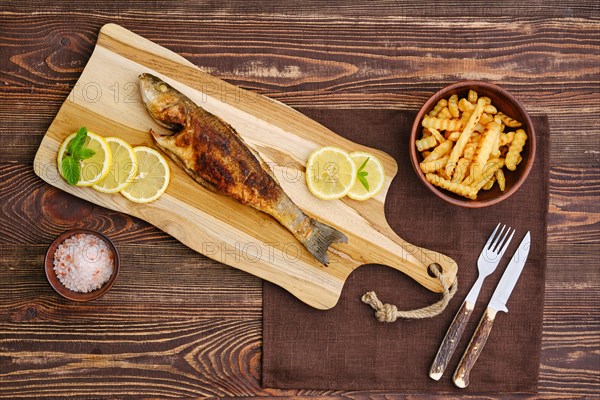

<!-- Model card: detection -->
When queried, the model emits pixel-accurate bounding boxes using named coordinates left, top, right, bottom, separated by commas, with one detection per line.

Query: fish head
left=139, top=73, right=188, bottom=133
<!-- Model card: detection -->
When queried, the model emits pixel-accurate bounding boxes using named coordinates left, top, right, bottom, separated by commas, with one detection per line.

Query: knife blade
left=488, top=231, right=531, bottom=313
left=453, top=232, right=531, bottom=388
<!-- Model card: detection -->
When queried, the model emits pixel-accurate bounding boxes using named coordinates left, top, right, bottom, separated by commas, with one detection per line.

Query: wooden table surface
left=1, top=1, right=598, bottom=399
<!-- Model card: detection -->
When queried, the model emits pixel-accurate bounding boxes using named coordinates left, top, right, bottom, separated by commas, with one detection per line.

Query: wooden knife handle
left=429, top=299, right=474, bottom=380
left=453, top=307, right=498, bottom=388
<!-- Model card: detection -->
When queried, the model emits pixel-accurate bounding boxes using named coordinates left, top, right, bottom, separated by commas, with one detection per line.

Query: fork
left=429, top=223, right=515, bottom=380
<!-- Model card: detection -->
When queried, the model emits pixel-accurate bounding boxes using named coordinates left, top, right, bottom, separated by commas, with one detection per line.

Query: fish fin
left=152, top=133, right=220, bottom=193
left=184, top=165, right=220, bottom=193
left=303, top=220, right=348, bottom=266
left=247, top=145, right=280, bottom=185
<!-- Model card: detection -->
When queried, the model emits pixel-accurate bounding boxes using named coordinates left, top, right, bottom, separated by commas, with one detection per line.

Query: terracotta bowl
left=410, top=81, right=536, bottom=208
left=44, top=228, right=120, bottom=301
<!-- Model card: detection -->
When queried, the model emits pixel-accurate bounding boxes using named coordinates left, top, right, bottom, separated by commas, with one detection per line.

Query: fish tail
left=302, top=219, right=347, bottom=266
left=270, top=196, right=347, bottom=266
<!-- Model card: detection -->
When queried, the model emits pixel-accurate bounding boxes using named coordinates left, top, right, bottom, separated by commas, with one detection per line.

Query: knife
left=453, top=231, right=531, bottom=388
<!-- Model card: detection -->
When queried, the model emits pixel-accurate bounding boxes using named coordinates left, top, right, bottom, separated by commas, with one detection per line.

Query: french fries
left=458, top=98, right=474, bottom=112
left=468, top=89, right=478, bottom=104
left=423, top=139, right=453, bottom=162
left=416, top=90, right=528, bottom=200
left=479, top=112, right=495, bottom=125
left=448, top=94, right=460, bottom=118
left=499, top=131, right=515, bottom=146
left=505, top=129, right=527, bottom=170
left=429, top=99, right=448, bottom=117
left=468, top=122, right=501, bottom=184
left=438, top=107, right=452, bottom=120
left=445, top=98, right=486, bottom=178
left=416, top=134, right=438, bottom=152
left=470, top=158, right=504, bottom=191
left=426, top=173, right=478, bottom=200
left=422, top=116, right=464, bottom=131
left=428, top=128, right=446, bottom=144
left=420, top=155, right=449, bottom=173
left=496, top=112, right=522, bottom=128
left=495, top=169, right=506, bottom=191
left=482, top=176, right=496, bottom=190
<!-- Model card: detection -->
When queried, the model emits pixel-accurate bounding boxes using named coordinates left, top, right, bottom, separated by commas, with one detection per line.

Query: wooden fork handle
left=453, top=307, right=498, bottom=388
left=429, top=299, right=474, bottom=380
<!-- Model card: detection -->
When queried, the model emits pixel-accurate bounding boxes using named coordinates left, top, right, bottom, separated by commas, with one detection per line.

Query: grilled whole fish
left=139, top=73, right=347, bottom=265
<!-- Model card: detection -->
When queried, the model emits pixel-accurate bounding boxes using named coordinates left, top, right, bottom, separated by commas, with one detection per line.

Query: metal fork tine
left=490, top=224, right=506, bottom=252
left=494, top=226, right=511, bottom=253
left=485, top=223, right=502, bottom=250
left=497, top=228, right=515, bottom=258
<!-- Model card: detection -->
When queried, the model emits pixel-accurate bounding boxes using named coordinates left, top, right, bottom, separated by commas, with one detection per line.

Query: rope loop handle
left=361, top=264, right=458, bottom=322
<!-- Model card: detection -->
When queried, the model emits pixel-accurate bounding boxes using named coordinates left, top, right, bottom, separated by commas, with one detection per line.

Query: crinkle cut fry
left=470, top=121, right=502, bottom=184
left=422, top=116, right=464, bottom=132
left=505, top=129, right=527, bottom=171
left=426, top=172, right=478, bottom=200
left=445, top=98, right=486, bottom=178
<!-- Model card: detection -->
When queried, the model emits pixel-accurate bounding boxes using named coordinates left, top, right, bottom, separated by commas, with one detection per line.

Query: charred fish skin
left=139, top=73, right=347, bottom=265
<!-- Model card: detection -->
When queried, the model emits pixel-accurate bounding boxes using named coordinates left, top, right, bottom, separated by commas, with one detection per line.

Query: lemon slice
left=347, top=151, right=386, bottom=201
left=120, top=146, right=170, bottom=203
left=92, top=137, right=138, bottom=193
left=305, top=146, right=356, bottom=200
left=57, top=131, right=112, bottom=186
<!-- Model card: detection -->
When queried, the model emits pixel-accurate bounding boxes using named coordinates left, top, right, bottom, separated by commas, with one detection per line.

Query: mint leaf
left=67, top=127, right=88, bottom=156
left=75, top=148, right=96, bottom=160
left=356, top=157, right=371, bottom=190
left=358, top=172, right=369, bottom=191
left=61, top=156, right=80, bottom=185
left=356, top=157, right=370, bottom=190
left=357, top=157, right=370, bottom=173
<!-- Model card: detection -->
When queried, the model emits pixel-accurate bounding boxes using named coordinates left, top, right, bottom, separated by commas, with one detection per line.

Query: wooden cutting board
left=33, top=23, right=457, bottom=310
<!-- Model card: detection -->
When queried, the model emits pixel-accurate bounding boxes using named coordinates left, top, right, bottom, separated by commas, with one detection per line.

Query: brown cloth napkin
left=262, top=109, right=549, bottom=393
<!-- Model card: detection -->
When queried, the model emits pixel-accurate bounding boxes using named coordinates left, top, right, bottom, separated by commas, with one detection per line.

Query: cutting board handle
left=354, top=234, right=458, bottom=320
left=353, top=224, right=458, bottom=294
left=402, top=241, right=457, bottom=292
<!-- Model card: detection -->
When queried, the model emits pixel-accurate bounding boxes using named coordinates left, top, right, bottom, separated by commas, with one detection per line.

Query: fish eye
left=158, top=83, right=168, bottom=93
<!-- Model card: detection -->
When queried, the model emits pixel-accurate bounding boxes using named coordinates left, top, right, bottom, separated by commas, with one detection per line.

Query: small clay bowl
left=44, top=228, right=120, bottom=301
left=410, top=81, right=536, bottom=208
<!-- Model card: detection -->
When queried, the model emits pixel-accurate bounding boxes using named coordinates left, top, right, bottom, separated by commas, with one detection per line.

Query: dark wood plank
left=0, top=244, right=262, bottom=323
left=1, top=1, right=599, bottom=398
left=0, top=162, right=172, bottom=245
left=1, top=0, right=599, bottom=17
left=0, top=318, right=265, bottom=398
left=548, top=167, right=600, bottom=244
